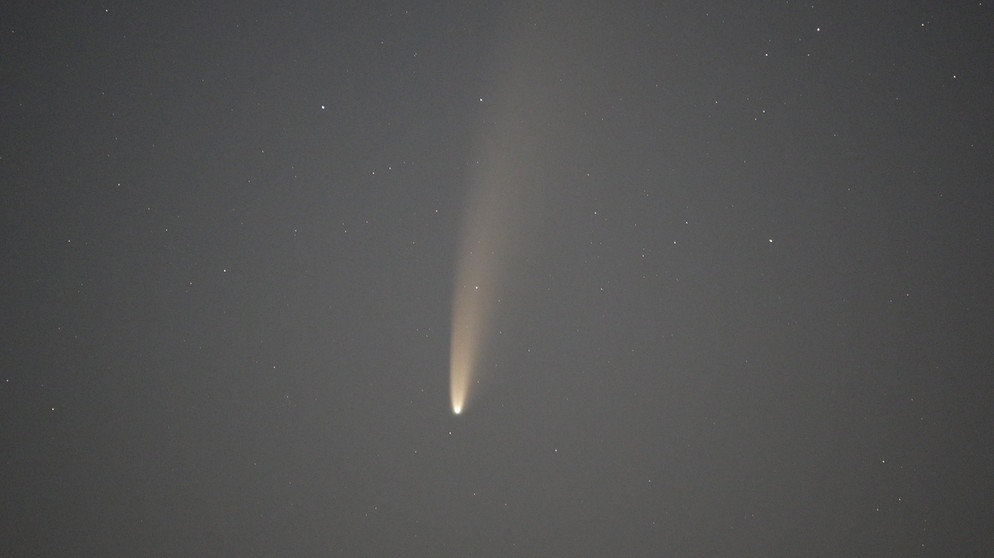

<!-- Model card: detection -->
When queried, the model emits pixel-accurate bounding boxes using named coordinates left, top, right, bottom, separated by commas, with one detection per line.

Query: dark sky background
left=3, top=2, right=993, bottom=556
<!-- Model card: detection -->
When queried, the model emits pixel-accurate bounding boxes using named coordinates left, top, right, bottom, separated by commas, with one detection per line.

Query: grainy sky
left=3, top=2, right=993, bottom=556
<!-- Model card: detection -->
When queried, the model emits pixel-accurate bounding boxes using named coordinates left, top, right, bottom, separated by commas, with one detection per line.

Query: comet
left=448, top=282, right=477, bottom=416
left=448, top=168, right=514, bottom=416
left=448, top=6, right=554, bottom=415
left=448, top=226, right=497, bottom=416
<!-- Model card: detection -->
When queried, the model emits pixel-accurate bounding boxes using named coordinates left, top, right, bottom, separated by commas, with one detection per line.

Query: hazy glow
left=448, top=244, right=494, bottom=416
left=449, top=175, right=509, bottom=416
left=449, top=12, right=546, bottom=414
left=449, top=325, right=470, bottom=415
left=449, top=317, right=470, bottom=415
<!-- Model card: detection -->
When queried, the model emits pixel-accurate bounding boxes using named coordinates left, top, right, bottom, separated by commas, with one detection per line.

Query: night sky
left=3, top=2, right=994, bottom=556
